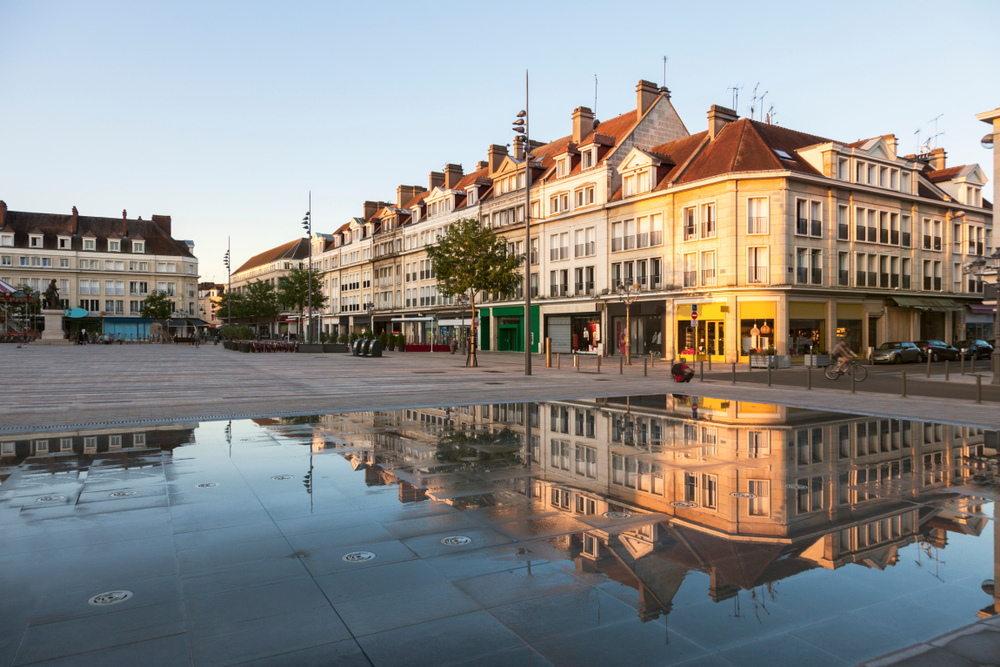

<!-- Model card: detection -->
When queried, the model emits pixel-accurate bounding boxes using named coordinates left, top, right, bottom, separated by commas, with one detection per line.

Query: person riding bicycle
left=831, top=337, right=857, bottom=374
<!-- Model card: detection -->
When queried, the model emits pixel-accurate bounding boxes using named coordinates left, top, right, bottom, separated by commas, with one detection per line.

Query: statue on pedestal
left=43, top=279, right=60, bottom=310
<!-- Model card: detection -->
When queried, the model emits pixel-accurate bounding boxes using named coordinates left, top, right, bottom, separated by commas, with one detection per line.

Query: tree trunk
left=467, top=293, right=477, bottom=368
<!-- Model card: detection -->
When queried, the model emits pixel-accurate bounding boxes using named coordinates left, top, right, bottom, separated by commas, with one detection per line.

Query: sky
left=1, top=0, right=997, bottom=283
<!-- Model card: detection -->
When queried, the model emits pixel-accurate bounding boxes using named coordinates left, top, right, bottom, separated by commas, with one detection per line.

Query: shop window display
left=741, top=319, right=774, bottom=355
left=789, top=319, right=826, bottom=355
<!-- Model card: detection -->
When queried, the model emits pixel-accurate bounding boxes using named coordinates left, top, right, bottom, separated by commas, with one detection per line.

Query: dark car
left=871, top=341, right=922, bottom=364
left=955, top=339, right=994, bottom=359
left=913, top=340, right=959, bottom=361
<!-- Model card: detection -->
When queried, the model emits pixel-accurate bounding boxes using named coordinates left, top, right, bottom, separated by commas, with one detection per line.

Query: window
left=747, top=247, right=768, bottom=284
left=701, top=474, right=718, bottom=510
left=623, top=174, right=635, bottom=197
left=701, top=250, right=716, bottom=286
left=683, top=253, right=697, bottom=287
left=83, top=238, right=95, bottom=250
left=838, top=205, right=850, bottom=240
left=108, top=240, right=120, bottom=252
left=811, top=249, right=823, bottom=284
left=748, top=480, right=770, bottom=515
left=132, top=241, right=144, bottom=253
left=747, top=197, right=768, bottom=234
left=1, top=234, right=13, bottom=247
left=838, top=158, right=849, bottom=180
left=701, top=203, right=716, bottom=239
left=0, top=255, right=9, bottom=267
left=683, top=207, right=697, bottom=241
left=796, top=248, right=809, bottom=284
left=839, top=252, right=850, bottom=286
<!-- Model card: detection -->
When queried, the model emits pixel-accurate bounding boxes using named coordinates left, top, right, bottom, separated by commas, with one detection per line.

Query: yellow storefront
left=676, top=302, right=729, bottom=363
left=738, top=301, right=777, bottom=358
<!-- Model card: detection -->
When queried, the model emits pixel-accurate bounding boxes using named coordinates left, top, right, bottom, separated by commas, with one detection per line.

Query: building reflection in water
left=297, top=396, right=998, bottom=626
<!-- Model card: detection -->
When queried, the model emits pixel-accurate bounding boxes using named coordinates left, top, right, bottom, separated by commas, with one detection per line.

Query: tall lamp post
left=223, top=239, right=232, bottom=329
left=617, top=279, right=640, bottom=365
left=514, top=71, right=531, bottom=376
left=965, top=248, right=1000, bottom=384
left=302, top=194, right=313, bottom=344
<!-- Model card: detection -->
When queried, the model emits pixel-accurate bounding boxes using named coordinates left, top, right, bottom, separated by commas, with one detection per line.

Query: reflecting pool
left=1, top=396, right=997, bottom=667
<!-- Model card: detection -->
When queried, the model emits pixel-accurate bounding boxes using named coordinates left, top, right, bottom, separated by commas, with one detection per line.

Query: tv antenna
left=727, top=84, right=743, bottom=112
left=765, top=105, right=776, bottom=125
left=594, top=74, right=598, bottom=116
left=662, top=56, right=668, bottom=88
left=749, top=82, right=760, bottom=120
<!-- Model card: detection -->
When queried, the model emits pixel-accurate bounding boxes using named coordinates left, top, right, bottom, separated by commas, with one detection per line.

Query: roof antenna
left=727, top=84, right=743, bottom=113
left=766, top=105, right=776, bottom=125
left=914, top=127, right=921, bottom=153
left=749, top=83, right=759, bottom=120
left=928, top=114, right=943, bottom=149
left=662, top=56, right=668, bottom=88
left=758, top=90, right=769, bottom=120
left=594, top=74, right=598, bottom=117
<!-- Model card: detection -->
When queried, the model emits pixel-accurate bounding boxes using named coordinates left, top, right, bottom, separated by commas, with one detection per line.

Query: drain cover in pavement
left=196, top=483, right=218, bottom=488
left=271, top=475, right=293, bottom=480
left=109, top=491, right=138, bottom=498
left=36, top=496, right=64, bottom=502
left=730, top=491, right=757, bottom=499
left=670, top=501, right=697, bottom=508
left=88, top=590, right=133, bottom=606
left=603, top=511, right=631, bottom=519
left=342, top=551, right=376, bottom=563
left=440, top=536, right=472, bottom=546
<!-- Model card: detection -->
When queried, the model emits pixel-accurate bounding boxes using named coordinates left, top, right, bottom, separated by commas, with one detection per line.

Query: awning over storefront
left=390, top=316, right=435, bottom=323
left=968, top=304, right=995, bottom=315
left=436, top=319, right=471, bottom=327
left=890, top=297, right=964, bottom=311
left=187, top=318, right=210, bottom=327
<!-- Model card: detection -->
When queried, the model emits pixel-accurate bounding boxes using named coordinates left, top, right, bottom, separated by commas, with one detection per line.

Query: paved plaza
left=3, top=344, right=1000, bottom=435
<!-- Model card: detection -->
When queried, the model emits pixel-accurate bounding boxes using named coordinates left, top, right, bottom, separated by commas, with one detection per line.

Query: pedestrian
left=671, top=358, right=695, bottom=383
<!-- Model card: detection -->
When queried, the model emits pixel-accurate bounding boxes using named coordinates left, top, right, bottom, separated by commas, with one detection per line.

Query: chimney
left=151, top=214, right=171, bottom=237
left=884, top=134, right=898, bottom=155
left=397, top=185, right=424, bottom=208
left=0, top=200, right=6, bottom=228
left=637, top=80, right=659, bottom=117
left=444, top=163, right=464, bottom=189
left=477, top=160, right=488, bottom=171
left=707, top=105, right=738, bottom=141
left=363, top=201, right=380, bottom=221
left=572, top=106, right=595, bottom=143
left=122, top=209, right=128, bottom=237
left=428, top=171, right=445, bottom=191
left=487, top=144, right=508, bottom=175
left=512, top=135, right=525, bottom=160
left=71, top=206, right=78, bottom=235
left=928, top=147, right=947, bottom=171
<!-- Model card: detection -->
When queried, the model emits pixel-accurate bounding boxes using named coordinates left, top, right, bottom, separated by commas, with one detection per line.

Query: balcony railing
left=700, top=224, right=715, bottom=239
left=748, top=217, right=768, bottom=234
left=650, top=231, right=662, bottom=246
left=650, top=275, right=662, bottom=289
left=684, top=226, right=697, bottom=241
left=902, top=275, right=911, bottom=289
left=683, top=271, right=697, bottom=288
left=796, top=267, right=808, bottom=283
left=530, top=251, right=538, bottom=265
left=550, top=248, right=559, bottom=261
left=796, top=218, right=809, bottom=235
left=868, top=228, right=878, bottom=243
left=902, top=232, right=911, bottom=247
left=623, top=235, right=635, bottom=250
left=702, top=269, right=716, bottom=286
left=934, top=237, right=941, bottom=251
left=549, top=284, right=567, bottom=297
left=636, top=232, right=649, bottom=249
left=575, top=244, right=585, bottom=258
left=857, top=224, right=866, bottom=241
left=923, top=235, right=931, bottom=250
left=811, top=220, right=822, bottom=236
left=978, top=242, right=984, bottom=255
left=748, top=266, right=768, bottom=284
left=880, top=273, right=889, bottom=288
left=611, top=237, right=622, bottom=252
left=575, top=282, right=594, bottom=295
left=839, top=269, right=850, bottom=286
left=838, top=224, right=850, bottom=240
left=924, top=277, right=932, bottom=290
left=868, top=272, right=877, bottom=287
left=880, top=229, right=889, bottom=244
left=891, top=274, right=899, bottom=288
left=812, top=268, right=823, bottom=284
left=934, top=277, right=941, bottom=291
left=560, top=247, right=568, bottom=260
left=891, top=230, right=899, bottom=245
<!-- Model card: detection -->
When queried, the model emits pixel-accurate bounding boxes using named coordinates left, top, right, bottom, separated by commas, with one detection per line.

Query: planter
left=297, top=343, right=324, bottom=353
left=323, top=343, right=349, bottom=353
left=803, top=354, right=830, bottom=368
left=238, top=342, right=250, bottom=353
left=749, top=355, right=790, bottom=369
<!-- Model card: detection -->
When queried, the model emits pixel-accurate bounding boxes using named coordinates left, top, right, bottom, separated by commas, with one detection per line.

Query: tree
left=277, top=265, right=326, bottom=342
left=214, top=291, right=248, bottom=324
left=140, top=290, right=173, bottom=321
left=244, top=279, right=280, bottom=338
left=425, top=217, right=523, bottom=367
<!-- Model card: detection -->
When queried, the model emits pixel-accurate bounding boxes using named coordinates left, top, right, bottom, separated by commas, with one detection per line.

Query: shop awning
left=390, top=316, right=435, bottom=323
left=891, top=297, right=964, bottom=311
left=187, top=318, right=210, bottom=327
left=968, top=304, right=995, bottom=315
left=436, top=319, right=471, bottom=327
left=166, top=318, right=187, bottom=326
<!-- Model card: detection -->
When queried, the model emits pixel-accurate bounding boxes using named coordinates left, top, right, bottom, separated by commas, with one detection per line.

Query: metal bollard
left=767, top=363, right=772, bottom=386
left=851, top=369, right=856, bottom=394
left=700, top=361, right=705, bottom=382
left=708, top=357, right=712, bottom=371
left=976, top=375, right=982, bottom=404
left=926, top=354, right=931, bottom=378
left=644, top=359, right=648, bottom=377
left=597, top=355, right=601, bottom=373
left=650, top=352, right=655, bottom=367
left=575, top=354, right=579, bottom=371
left=807, top=364, right=811, bottom=390
left=620, top=356, right=623, bottom=374
left=732, top=362, right=736, bottom=384
left=557, top=353, right=561, bottom=370
left=945, top=360, right=949, bottom=381
left=901, top=370, right=906, bottom=398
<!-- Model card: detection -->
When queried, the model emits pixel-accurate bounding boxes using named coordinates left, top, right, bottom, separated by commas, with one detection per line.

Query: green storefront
left=478, top=305, right=539, bottom=353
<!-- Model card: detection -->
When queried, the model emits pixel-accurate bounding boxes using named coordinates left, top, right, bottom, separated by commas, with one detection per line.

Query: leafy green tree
left=140, top=290, right=173, bottom=321
left=425, top=217, right=523, bottom=367
left=244, top=279, right=280, bottom=338
left=277, top=265, right=326, bottom=342
left=214, top=291, right=248, bottom=324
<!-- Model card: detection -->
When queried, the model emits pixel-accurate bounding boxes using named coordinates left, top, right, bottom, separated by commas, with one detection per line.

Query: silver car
left=871, top=341, right=921, bottom=364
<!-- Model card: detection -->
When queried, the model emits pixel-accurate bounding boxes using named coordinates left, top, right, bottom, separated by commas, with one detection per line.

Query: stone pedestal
left=35, top=309, right=70, bottom=345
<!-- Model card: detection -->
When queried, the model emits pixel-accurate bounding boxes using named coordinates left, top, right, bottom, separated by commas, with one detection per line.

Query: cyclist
left=831, top=336, right=857, bottom=374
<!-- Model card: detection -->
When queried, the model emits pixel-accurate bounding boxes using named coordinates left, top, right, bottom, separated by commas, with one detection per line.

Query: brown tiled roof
left=580, top=110, right=638, bottom=148
left=916, top=180, right=945, bottom=202
left=1, top=210, right=193, bottom=257
left=650, top=132, right=709, bottom=190
left=234, top=238, right=309, bottom=274
left=402, top=191, right=430, bottom=209
left=926, top=166, right=964, bottom=183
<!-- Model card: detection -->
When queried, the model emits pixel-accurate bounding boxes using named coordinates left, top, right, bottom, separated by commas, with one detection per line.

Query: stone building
left=229, top=238, right=309, bottom=338
left=0, top=201, right=197, bottom=337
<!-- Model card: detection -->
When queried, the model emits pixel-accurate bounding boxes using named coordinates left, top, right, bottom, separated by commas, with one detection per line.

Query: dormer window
left=467, top=188, right=478, bottom=205
left=58, top=236, right=71, bottom=249
left=29, top=235, right=43, bottom=248
left=556, top=158, right=568, bottom=178
left=108, top=240, right=120, bottom=252
left=582, top=150, right=594, bottom=169
left=0, top=233, right=12, bottom=247
left=132, top=241, right=144, bottom=253
left=83, top=238, right=96, bottom=251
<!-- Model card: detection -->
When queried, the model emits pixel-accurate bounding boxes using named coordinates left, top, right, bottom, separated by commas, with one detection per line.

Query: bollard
left=976, top=375, right=982, bottom=404
left=851, top=369, right=856, bottom=394
left=926, top=353, right=931, bottom=378
left=961, top=354, right=966, bottom=375
left=700, top=361, right=705, bottom=382
left=619, top=356, right=623, bottom=374
left=708, top=357, right=712, bottom=371
left=732, top=362, right=736, bottom=384
left=597, top=355, right=601, bottom=373
left=767, top=363, right=772, bottom=386
left=650, top=352, right=655, bottom=367
left=644, top=359, right=648, bottom=377
left=575, top=354, right=579, bottom=371
left=901, top=370, right=906, bottom=398
left=945, top=360, right=949, bottom=381
left=546, top=338, right=551, bottom=368
left=807, top=364, right=811, bottom=390
left=557, top=353, right=561, bottom=370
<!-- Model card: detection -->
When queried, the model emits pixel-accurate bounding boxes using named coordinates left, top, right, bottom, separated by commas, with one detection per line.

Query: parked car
left=913, top=340, right=959, bottom=362
left=871, top=341, right=922, bottom=364
left=955, top=339, right=994, bottom=359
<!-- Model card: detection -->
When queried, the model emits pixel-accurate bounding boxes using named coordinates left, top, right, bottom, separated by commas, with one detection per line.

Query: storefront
left=546, top=313, right=601, bottom=354
left=738, top=301, right=776, bottom=358
left=836, top=303, right=863, bottom=355
left=788, top=301, right=827, bottom=358
left=676, top=302, right=728, bottom=362
left=391, top=316, right=435, bottom=345
left=965, top=304, right=994, bottom=341
left=608, top=301, right=663, bottom=358
left=479, top=305, right=539, bottom=353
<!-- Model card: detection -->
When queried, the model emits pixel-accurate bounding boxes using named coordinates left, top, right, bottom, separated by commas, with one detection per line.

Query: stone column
left=35, top=309, right=70, bottom=345
left=775, top=294, right=789, bottom=356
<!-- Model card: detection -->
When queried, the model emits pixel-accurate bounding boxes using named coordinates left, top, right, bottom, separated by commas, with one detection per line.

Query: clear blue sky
left=1, top=0, right=996, bottom=283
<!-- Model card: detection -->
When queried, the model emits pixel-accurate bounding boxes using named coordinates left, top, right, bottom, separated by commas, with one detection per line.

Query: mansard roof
left=233, top=238, right=309, bottom=274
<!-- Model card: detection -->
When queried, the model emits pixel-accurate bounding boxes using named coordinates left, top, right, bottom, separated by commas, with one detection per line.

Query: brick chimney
left=0, top=200, right=6, bottom=228
left=122, top=209, right=128, bottom=237
left=637, top=80, right=660, bottom=117
left=883, top=134, right=898, bottom=155
left=487, top=144, right=508, bottom=176
left=512, top=135, right=525, bottom=160
left=707, top=105, right=738, bottom=141
left=397, top=185, right=424, bottom=208
left=363, top=201, right=380, bottom=221
left=428, top=171, right=445, bottom=191
left=928, top=147, right=947, bottom=171
left=151, top=214, right=171, bottom=236
left=71, top=206, right=78, bottom=235
left=444, top=163, right=464, bottom=189
left=572, top=106, right=595, bottom=143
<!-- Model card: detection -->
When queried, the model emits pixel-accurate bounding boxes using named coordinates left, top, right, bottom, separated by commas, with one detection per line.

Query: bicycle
left=824, top=357, right=868, bottom=381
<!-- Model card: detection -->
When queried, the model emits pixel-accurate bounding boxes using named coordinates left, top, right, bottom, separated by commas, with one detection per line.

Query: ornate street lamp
left=617, top=279, right=640, bottom=365
left=514, top=75, right=531, bottom=376
left=302, top=195, right=313, bottom=345
left=965, top=249, right=1000, bottom=384
left=223, top=241, right=232, bottom=329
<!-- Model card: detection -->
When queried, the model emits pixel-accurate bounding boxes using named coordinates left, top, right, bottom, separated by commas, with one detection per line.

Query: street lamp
left=617, top=279, right=640, bottom=365
left=514, top=70, right=531, bottom=376
left=302, top=196, right=313, bottom=345
left=965, top=249, right=1000, bottom=384
left=223, top=239, right=232, bottom=329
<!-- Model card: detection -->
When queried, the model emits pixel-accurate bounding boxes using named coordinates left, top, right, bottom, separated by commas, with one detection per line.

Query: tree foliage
left=140, top=290, right=173, bottom=320
left=244, top=279, right=280, bottom=331
left=425, top=218, right=524, bottom=367
left=278, top=265, right=326, bottom=342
